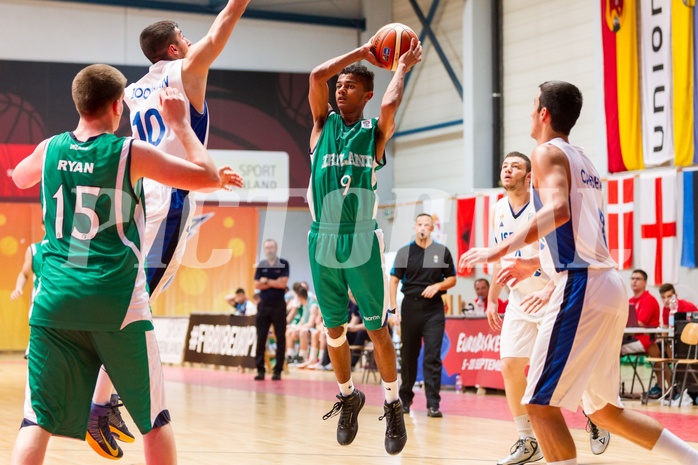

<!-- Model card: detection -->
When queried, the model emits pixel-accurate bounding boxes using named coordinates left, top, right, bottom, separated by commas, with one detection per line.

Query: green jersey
left=30, top=240, right=46, bottom=293
left=308, top=112, right=383, bottom=224
left=33, top=132, right=151, bottom=332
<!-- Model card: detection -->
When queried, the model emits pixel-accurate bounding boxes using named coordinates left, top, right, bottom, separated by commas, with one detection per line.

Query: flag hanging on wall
left=640, top=0, right=674, bottom=167
left=456, top=196, right=477, bottom=277
left=602, top=0, right=644, bottom=172
left=606, top=174, right=634, bottom=270
left=681, top=167, right=698, bottom=268
left=638, top=170, right=678, bottom=285
left=475, top=189, right=505, bottom=275
left=672, top=0, right=695, bottom=167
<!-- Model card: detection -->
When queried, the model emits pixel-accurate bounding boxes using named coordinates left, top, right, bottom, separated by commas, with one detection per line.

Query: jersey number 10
left=132, top=109, right=165, bottom=146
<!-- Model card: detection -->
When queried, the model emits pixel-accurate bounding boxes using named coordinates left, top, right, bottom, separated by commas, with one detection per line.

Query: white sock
left=92, top=367, right=114, bottom=405
left=317, top=350, right=326, bottom=364
left=513, top=414, right=535, bottom=439
left=383, top=380, right=399, bottom=403
left=652, top=429, right=698, bottom=464
left=308, top=348, right=318, bottom=362
left=548, top=460, right=576, bottom=465
left=300, top=349, right=309, bottom=359
left=338, top=378, right=355, bottom=397
left=286, top=348, right=294, bottom=357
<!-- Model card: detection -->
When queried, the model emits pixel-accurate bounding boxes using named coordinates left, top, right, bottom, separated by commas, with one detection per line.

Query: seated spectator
left=225, top=288, right=257, bottom=316
left=622, top=269, right=667, bottom=398
left=346, top=289, right=370, bottom=369
left=464, top=278, right=508, bottom=313
left=285, top=282, right=319, bottom=364
left=659, top=283, right=698, bottom=325
left=297, top=312, right=326, bottom=369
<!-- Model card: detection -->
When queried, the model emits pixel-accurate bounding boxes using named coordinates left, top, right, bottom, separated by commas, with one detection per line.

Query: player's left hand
left=458, top=247, right=492, bottom=273
left=495, top=259, right=536, bottom=288
left=520, top=288, right=552, bottom=314
left=399, top=38, right=422, bottom=72
left=218, top=165, right=243, bottom=190
left=421, top=284, right=440, bottom=299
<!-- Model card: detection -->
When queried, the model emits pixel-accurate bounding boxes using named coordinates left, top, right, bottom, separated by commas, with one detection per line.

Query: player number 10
left=132, top=109, right=165, bottom=146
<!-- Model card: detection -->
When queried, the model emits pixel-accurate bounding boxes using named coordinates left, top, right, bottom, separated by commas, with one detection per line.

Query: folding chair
left=620, top=352, right=646, bottom=398
left=668, top=322, right=698, bottom=407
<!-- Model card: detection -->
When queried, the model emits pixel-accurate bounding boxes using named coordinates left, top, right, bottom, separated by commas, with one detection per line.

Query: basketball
left=370, top=23, right=419, bottom=71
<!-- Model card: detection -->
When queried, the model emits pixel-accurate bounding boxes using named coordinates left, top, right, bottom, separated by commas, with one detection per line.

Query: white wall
left=0, top=0, right=360, bottom=71
left=501, top=0, right=606, bottom=171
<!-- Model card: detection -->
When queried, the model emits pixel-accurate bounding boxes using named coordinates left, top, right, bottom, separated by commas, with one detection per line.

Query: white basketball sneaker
left=587, top=418, right=611, bottom=455
left=497, top=437, right=544, bottom=465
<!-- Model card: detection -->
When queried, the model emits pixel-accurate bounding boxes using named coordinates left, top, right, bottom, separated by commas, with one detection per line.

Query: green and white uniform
left=27, top=240, right=46, bottom=317
left=24, top=132, right=167, bottom=439
left=307, top=112, right=389, bottom=331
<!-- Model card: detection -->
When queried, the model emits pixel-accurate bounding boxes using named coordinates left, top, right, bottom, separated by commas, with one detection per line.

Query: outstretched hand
left=218, top=165, right=243, bottom=190
left=457, top=247, right=493, bottom=273
left=495, top=258, right=538, bottom=288
left=520, top=286, right=554, bottom=315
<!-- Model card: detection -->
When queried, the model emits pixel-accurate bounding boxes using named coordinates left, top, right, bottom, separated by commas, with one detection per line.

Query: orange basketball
left=370, top=23, right=419, bottom=71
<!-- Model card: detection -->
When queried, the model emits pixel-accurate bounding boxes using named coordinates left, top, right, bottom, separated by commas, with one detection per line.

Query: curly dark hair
left=339, top=64, right=374, bottom=92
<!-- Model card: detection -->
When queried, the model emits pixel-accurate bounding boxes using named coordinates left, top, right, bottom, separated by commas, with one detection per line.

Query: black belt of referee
left=403, top=294, right=444, bottom=303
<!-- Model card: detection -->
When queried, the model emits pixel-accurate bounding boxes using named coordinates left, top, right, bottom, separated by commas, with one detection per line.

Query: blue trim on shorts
left=530, top=269, right=588, bottom=405
left=147, top=188, right=190, bottom=292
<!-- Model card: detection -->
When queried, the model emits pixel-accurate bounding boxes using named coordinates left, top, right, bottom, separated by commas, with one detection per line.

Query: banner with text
left=183, top=313, right=257, bottom=368
left=442, top=317, right=504, bottom=390
left=153, top=316, right=190, bottom=365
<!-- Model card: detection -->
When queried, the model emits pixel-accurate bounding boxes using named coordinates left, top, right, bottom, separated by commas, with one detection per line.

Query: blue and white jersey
left=124, top=60, right=209, bottom=157
left=493, top=197, right=547, bottom=301
left=534, top=138, right=616, bottom=281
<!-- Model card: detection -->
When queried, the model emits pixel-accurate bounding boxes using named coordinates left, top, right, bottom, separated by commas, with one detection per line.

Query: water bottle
left=455, top=374, right=463, bottom=393
left=668, top=295, right=679, bottom=338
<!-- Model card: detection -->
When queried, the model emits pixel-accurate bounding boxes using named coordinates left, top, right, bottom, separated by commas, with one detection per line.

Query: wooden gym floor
left=0, top=354, right=696, bottom=465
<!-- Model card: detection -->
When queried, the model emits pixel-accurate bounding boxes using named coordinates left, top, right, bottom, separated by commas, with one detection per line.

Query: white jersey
left=493, top=197, right=548, bottom=298
left=123, top=59, right=209, bottom=302
left=124, top=60, right=209, bottom=157
left=534, top=138, right=616, bottom=282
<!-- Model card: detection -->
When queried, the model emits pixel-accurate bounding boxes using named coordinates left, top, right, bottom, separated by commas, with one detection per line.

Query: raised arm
left=131, top=88, right=220, bottom=190
left=182, top=0, right=250, bottom=110
left=374, top=39, right=422, bottom=162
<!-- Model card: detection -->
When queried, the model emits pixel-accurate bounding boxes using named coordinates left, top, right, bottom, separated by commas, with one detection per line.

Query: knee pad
left=325, top=324, right=348, bottom=348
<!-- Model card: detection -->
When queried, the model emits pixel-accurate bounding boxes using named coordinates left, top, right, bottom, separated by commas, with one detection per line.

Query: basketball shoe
left=497, top=437, right=543, bottom=465
left=106, top=394, right=135, bottom=443
left=86, top=403, right=123, bottom=460
left=380, top=399, right=407, bottom=455
left=322, top=389, right=365, bottom=445
left=586, top=417, right=610, bottom=455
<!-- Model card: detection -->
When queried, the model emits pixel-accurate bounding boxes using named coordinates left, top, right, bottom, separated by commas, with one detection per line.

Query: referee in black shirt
left=254, top=238, right=290, bottom=381
left=390, top=213, right=456, bottom=418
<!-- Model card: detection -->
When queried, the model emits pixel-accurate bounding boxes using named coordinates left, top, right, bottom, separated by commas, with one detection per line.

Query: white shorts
left=142, top=178, right=197, bottom=302
left=500, top=307, right=540, bottom=359
left=523, top=268, right=627, bottom=414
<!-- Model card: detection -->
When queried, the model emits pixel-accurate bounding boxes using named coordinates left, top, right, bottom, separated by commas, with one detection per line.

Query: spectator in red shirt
left=658, top=283, right=698, bottom=326
left=622, top=269, right=667, bottom=398
left=473, top=278, right=508, bottom=313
